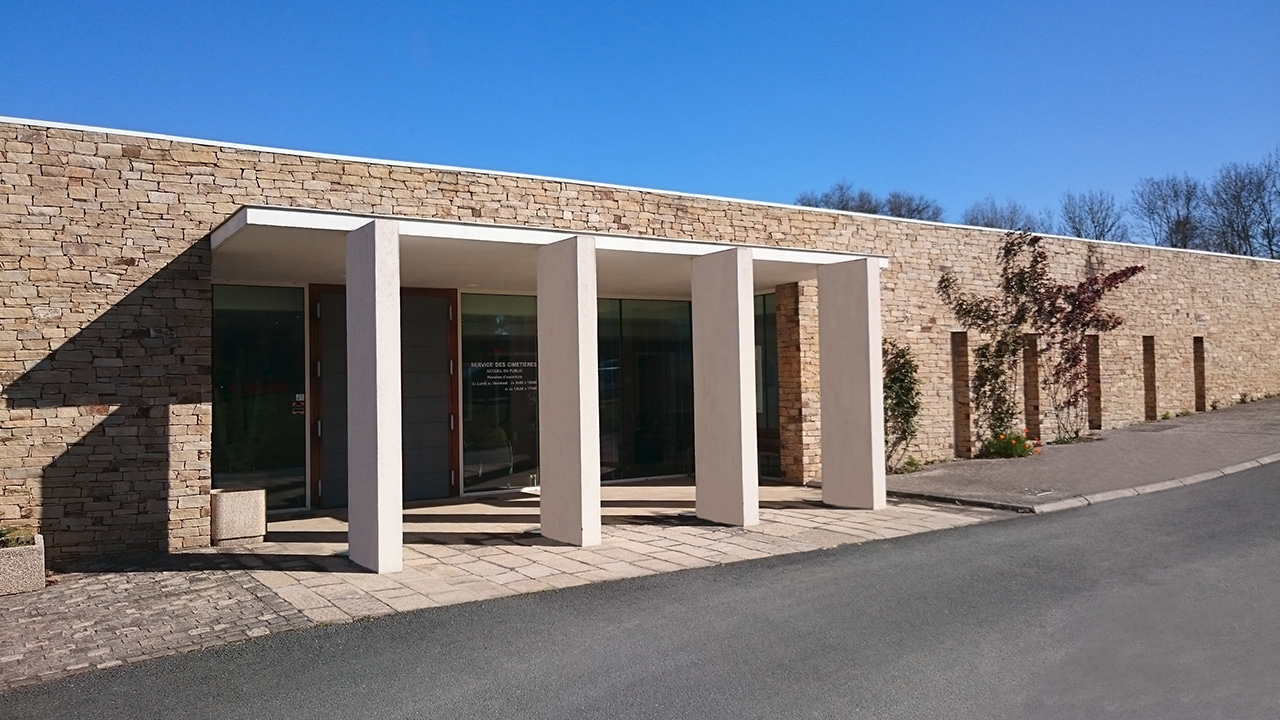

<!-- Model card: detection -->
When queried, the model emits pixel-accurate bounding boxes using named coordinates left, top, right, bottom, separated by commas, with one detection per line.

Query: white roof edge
left=215, top=205, right=889, bottom=267
left=7, top=115, right=1276, bottom=266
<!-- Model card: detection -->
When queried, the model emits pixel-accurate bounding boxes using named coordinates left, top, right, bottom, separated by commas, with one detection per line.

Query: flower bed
left=977, top=430, right=1042, bottom=459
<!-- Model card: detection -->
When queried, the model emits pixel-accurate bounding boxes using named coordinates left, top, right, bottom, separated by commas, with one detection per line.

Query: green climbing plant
left=882, top=337, right=922, bottom=469
left=938, top=231, right=1143, bottom=449
left=937, top=233, right=1044, bottom=446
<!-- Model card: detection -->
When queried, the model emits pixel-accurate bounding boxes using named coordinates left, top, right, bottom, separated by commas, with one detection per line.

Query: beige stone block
left=210, top=488, right=266, bottom=546
left=0, top=533, right=45, bottom=595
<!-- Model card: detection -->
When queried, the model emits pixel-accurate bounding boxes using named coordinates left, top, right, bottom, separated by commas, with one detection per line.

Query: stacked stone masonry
left=2, top=119, right=1279, bottom=560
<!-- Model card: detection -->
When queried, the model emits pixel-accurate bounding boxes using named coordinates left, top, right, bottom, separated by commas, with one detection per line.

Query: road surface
left=3, top=463, right=1278, bottom=719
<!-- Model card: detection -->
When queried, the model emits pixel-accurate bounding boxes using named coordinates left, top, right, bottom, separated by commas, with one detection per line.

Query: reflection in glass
left=461, top=295, right=540, bottom=492
left=211, top=285, right=307, bottom=510
left=599, top=300, right=623, bottom=477
left=755, top=293, right=781, bottom=477
left=460, top=293, right=779, bottom=492
left=600, top=299, right=695, bottom=480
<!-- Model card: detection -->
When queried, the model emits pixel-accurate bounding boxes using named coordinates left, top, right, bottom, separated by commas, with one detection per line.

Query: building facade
left=2, top=117, right=1279, bottom=568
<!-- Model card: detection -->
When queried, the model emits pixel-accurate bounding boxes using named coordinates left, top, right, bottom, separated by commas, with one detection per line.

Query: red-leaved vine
left=1031, top=251, right=1145, bottom=440
left=938, top=232, right=1143, bottom=446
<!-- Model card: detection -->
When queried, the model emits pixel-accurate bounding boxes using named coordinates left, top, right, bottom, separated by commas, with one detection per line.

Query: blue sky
left=2, top=1, right=1277, bottom=222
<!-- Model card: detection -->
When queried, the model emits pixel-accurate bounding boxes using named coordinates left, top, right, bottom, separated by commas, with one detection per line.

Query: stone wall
left=3, top=119, right=1279, bottom=558
left=775, top=282, right=821, bottom=484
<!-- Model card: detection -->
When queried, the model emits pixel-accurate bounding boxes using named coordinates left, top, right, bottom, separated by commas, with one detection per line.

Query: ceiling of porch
left=211, top=206, right=886, bottom=300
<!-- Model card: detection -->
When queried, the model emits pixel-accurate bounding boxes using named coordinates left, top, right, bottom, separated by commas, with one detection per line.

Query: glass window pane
left=212, top=285, right=307, bottom=510
left=462, top=295, right=706, bottom=488
left=756, top=293, right=781, bottom=478
left=599, top=299, right=623, bottom=480
left=614, top=300, right=694, bottom=479
left=461, top=295, right=540, bottom=492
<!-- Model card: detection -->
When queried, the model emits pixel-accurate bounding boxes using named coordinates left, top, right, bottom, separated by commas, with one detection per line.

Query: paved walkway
left=890, top=396, right=1280, bottom=511
left=0, top=481, right=1004, bottom=691
left=0, top=560, right=311, bottom=689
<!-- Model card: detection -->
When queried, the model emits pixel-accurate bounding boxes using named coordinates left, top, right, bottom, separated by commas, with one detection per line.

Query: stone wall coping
left=6, top=113, right=1279, bottom=268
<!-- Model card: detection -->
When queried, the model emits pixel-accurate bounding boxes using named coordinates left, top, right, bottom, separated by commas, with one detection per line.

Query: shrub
left=0, top=525, right=35, bottom=548
left=882, top=338, right=922, bottom=469
left=978, top=431, right=1040, bottom=459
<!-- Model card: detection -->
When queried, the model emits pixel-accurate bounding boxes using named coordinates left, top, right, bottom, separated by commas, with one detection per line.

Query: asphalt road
left=4, top=463, right=1279, bottom=720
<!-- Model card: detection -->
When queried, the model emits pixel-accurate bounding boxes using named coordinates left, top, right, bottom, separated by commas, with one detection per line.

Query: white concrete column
left=692, top=247, right=759, bottom=526
left=536, top=236, right=602, bottom=546
left=346, top=219, right=404, bottom=573
left=818, top=258, right=886, bottom=509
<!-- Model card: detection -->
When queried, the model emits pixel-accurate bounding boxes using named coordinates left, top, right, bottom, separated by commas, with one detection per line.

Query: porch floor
left=1, top=479, right=1006, bottom=690
left=195, top=478, right=1006, bottom=624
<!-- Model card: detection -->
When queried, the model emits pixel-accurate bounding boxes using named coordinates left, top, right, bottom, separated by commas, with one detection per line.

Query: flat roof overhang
left=211, top=206, right=888, bottom=299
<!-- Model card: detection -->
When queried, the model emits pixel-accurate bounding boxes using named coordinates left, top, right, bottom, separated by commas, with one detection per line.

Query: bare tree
left=962, top=196, right=1050, bottom=232
left=797, top=181, right=880, bottom=214
left=883, top=191, right=944, bottom=222
left=797, top=181, right=944, bottom=221
left=1130, top=175, right=1208, bottom=249
left=1258, top=149, right=1280, bottom=259
left=1206, top=162, right=1270, bottom=257
left=1058, top=190, right=1130, bottom=242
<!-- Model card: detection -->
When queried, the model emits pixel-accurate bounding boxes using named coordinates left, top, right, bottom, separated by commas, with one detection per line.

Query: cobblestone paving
left=0, top=483, right=1005, bottom=691
left=0, top=557, right=310, bottom=690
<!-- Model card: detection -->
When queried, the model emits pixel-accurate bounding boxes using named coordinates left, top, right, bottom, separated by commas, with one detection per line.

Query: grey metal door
left=317, top=290, right=452, bottom=508
left=400, top=294, right=452, bottom=502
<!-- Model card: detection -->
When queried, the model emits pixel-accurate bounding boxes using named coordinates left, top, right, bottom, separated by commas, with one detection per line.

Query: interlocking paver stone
left=0, top=557, right=309, bottom=691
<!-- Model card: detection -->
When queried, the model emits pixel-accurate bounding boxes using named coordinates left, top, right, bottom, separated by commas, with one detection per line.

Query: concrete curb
left=885, top=492, right=1042, bottom=514
left=888, top=451, right=1280, bottom=515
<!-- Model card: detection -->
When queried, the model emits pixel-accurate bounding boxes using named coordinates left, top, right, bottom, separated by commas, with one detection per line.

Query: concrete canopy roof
left=211, top=207, right=888, bottom=300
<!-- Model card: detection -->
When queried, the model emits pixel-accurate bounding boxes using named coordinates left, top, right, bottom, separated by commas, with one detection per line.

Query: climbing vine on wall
left=1033, top=257, right=1144, bottom=441
left=937, top=232, right=1044, bottom=445
left=882, top=338, right=922, bottom=469
left=937, top=232, right=1144, bottom=448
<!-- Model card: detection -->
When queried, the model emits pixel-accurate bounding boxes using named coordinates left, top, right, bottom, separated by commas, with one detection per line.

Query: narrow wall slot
left=1022, top=333, right=1041, bottom=441
left=1193, top=336, right=1206, bottom=412
left=1086, top=335, right=1102, bottom=430
left=950, top=332, right=972, bottom=458
left=1143, top=336, right=1157, bottom=421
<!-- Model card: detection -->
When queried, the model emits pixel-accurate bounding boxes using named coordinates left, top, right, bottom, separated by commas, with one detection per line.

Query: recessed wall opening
left=1143, top=335, right=1158, bottom=421
left=1022, top=333, right=1041, bottom=441
left=1193, top=336, right=1206, bottom=412
left=950, top=331, right=972, bottom=458
left=1086, top=335, right=1102, bottom=430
